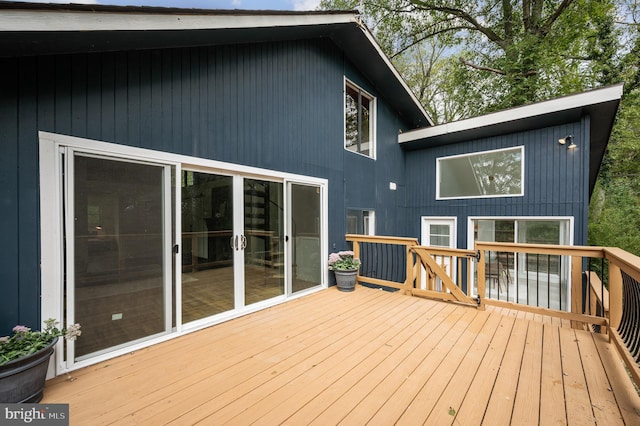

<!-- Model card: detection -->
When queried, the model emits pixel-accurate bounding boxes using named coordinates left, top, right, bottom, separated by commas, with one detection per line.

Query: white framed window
left=344, top=78, right=376, bottom=159
left=347, top=209, right=375, bottom=235
left=437, top=146, right=524, bottom=199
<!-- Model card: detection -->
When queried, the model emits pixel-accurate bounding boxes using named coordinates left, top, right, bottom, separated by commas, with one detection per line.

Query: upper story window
left=345, top=79, right=376, bottom=158
left=437, top=146, right=524, bottom=199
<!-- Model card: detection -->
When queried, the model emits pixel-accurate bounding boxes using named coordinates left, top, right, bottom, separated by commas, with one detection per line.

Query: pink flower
left=12, top=325, right=30, bottom=333
left=328, top=252, right=341, bottom=265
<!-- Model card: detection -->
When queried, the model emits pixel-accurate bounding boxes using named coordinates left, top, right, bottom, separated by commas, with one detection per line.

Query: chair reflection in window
left=486, top=261, right=511, bottom=293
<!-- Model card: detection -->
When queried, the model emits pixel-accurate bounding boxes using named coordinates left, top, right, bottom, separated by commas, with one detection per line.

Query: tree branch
left=390, top=24, right=475, bottom=58
left=540, top=0, right=575, bottom=36
left=458, top=57, right=506, bottom=75
left=410, top=0, right=507, bottom=47
left=458, top=57, right=538, bottom=77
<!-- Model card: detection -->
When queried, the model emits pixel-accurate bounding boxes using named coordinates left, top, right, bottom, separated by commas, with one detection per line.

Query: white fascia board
left=399, top=83, right=623, bottom=144
left=0, top=10, right=356, bottom=32
left=358, top=25, right=434, bottom=127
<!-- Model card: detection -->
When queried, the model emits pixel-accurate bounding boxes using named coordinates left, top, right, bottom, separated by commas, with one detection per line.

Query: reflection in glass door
left=71, top=155, right=170, bottom=359
left=181, top=171, right=234, bottom=323
left=244, top=179, right=284, bottom=305
left=290, top=183, right=322, bottom=293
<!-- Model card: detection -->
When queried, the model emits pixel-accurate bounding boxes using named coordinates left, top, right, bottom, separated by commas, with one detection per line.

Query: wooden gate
left=409, top=245, right=479, bottom=307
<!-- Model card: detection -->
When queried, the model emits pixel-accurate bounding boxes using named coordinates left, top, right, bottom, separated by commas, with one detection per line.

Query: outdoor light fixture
left=558, top=135, right=576, bottom=149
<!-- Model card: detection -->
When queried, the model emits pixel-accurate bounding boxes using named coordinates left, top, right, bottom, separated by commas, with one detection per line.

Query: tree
left=321, top=1, right=640, bottom=255
left=320, top=0, right=634, bottom=116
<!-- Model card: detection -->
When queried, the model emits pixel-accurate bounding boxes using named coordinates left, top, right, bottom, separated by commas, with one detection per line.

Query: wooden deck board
left=575, top=329, right=625, bottom=425
left=481, top=318, right=529, bottom=424
left=41, top=286, right=640, bottom=425
left=392, top=308, right=491, bottom=425
left=540, top=323, right=568, bottom=425
left=453, top=313, right=516, bottom=425
left=282, top=301, right=459, bottom=425
left=511, top=320, right=543, bottom=425
left=347, top=308, right=479, bottom=425
left=423, top=309, right=504, bottom=425
left=559, top=327, right=597, bottom=425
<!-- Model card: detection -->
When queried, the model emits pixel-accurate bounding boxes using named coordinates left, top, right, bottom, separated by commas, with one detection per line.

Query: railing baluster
left=558, top=255, right=562, bottom=311
left=547, top=254, right=551, bottom=309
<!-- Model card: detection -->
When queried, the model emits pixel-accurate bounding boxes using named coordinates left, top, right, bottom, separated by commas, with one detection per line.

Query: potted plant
left=0, top=319, right=81, bottom=403
left=328, top=250, right=361, bottom=292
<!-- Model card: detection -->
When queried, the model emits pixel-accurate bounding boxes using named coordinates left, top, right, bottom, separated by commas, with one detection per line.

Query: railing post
left=352, top=240, right=361, bottom=284
left=406, top=246, right=414, bottom=295
left=570, top=256, right=584, bottom=330
left=609, top=262, right=623, bottom=331
left=477, top=249, right=486, bottom=310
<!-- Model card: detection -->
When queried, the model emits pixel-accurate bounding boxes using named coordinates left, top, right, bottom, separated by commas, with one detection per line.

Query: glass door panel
left=290, top=184, right=322, bottom=293
left=73, top=155, right=168, bottom=358
left=181, top=171, right=235, bottom=323
left=244, top=179, right=284, bottom=305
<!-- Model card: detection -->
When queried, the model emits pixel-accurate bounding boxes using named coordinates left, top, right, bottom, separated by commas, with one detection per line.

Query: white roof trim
left=399, top=84, right=623, bottom=144
left=0, top=10, right=356, bottom=32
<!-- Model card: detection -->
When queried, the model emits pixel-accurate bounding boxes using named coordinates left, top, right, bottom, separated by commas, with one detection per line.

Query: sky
left=8, top=0, right=322, bottom=11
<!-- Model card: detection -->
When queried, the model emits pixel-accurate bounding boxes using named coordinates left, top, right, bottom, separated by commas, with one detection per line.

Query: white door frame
left=39, top=131, right=328, bottom=374
left=420, top=217, right=457, bottom=290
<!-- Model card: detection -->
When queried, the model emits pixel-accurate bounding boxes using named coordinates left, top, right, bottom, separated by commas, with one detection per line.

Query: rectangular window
left=347, top=209, right=375, bottom=235
left=437, top=146, right=524, bottom=199
left=345, top=79, right=375, bottom=158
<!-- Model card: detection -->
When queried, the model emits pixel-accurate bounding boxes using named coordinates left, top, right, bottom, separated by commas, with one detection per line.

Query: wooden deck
left=42, top=286, right=640, bottom=425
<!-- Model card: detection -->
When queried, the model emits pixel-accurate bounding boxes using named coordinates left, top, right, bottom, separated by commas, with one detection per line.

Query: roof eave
left=0, top=3, right=432, bottom=128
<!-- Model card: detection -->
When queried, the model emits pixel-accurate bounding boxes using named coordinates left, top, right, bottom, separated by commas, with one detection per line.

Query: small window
left=437, top=146, right=524, bottom=199
left=347, top=209, right=375, bottom=235
left=345, top=79, right=375, bottom=158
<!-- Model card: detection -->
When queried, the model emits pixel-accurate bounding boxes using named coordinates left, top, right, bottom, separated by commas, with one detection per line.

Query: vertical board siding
left=404, top=122, right=590, bottom=248
left=0, top=37, right=413, bottom=332
left=0, top=57, right=20, bottom=330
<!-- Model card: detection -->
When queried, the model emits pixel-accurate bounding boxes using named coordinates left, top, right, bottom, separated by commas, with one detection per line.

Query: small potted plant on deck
left=0, top=319, right=81, bottom=403
left=329, top=250, right=361, bottom=292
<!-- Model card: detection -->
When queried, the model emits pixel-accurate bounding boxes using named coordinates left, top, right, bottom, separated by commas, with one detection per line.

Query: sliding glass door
left=55, top=139, right=325, bottom=368
left=181, top=172, right=235, bottom=322
left=70, top=154, right=172, bottom=359
left=289, top=183, right=322, bottom=293
left=243, top=179, right=285, bottom=305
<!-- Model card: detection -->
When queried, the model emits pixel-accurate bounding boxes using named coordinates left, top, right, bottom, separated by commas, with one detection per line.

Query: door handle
left=229, top=235, right=246, bottom=250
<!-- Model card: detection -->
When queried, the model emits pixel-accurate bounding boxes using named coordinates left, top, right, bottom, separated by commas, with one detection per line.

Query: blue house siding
left=0, top=37, right=413, bottom=333
left=403, top=119, right=591, bottom=248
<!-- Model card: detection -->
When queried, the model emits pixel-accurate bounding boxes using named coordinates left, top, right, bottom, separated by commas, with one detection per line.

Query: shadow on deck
left=43, top=286, right=640, bottom=425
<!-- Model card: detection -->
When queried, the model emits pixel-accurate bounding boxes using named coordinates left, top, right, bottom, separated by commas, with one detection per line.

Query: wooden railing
left=475, top=242, right=609, bottom=327
left=409, top=245, right=479, bottom=306
left=343, top=235, right=640, bottom=388
left=346, top=234, right=419, bottom=293
left=474, top=242, right=640, bottom=388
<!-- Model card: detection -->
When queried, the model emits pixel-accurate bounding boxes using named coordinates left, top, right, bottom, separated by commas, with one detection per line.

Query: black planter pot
left=0, top=337, right=57, bottom=403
